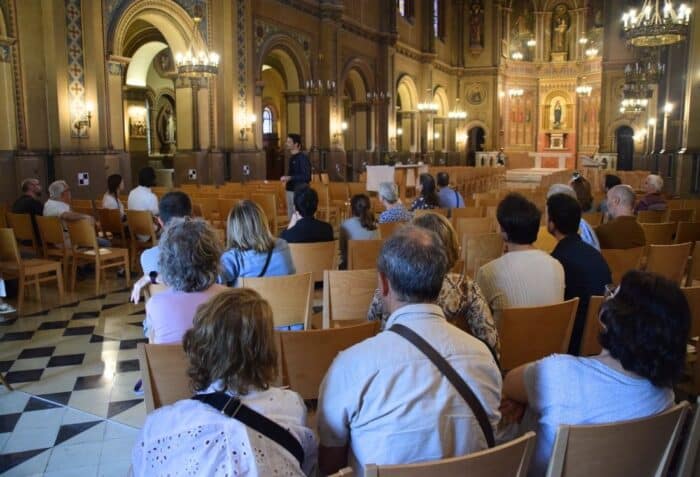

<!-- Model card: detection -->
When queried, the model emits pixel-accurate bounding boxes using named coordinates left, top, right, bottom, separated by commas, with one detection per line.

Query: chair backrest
left=217, top=198, right=240, bottom=223
left=666, top=208, right=695, bottom=224
left=278, top=321, right=378, bottom=400
left=36, top=215, right=67, bottom=250
left=676, top=397, right=700, bottom=477
left=675, top=222, right=700, bottom=245
left=637, top=209, right=666, bottom=224
left=414, top=208, right=448, bottom=218
left=250, top=192, right=278, bottom=231
left=579, top=295, right=604, bottom=356
left=641, top=222, right=676, bottom=245
left=454, top=217, right=493, bottom=241
left=137, top=343, right=190, bottom=413
left=645, top=242, right=692, bottom=285
left=450, top=206, right=485, bottom=222
left=688, top=241, right=700, bottom=286
left=348, top=239, right=383, bottom=270
left=322, top=269, right=377, bottom=328
left=363, top=431, right=536, bottom=477
left=377, top=221, right=407, bottom=239
left=126, top=210, right=157, bottom=242
left=545, top=402, right=689, bottom=477
left=66, top=219, right=98, bottom=251
left=240, top=272, right=313, bottom=328
left=288, top=240, right=337, bottom=283
left=582, top=211, right=603, bottom=227
left=97, top=208, right=126, bottom=237
left=600, top=247, right=644, bottom=285
left=464, top=233, right=504, bottom=278
left=6, top=212, right=37, bottom=245
left=533, top=226, right=558, bottom=253
left=499, top=298, right=579, bottom=371
left=0, top=228, right=21, bottom=266
left=682, top=286, right=700, bottom=339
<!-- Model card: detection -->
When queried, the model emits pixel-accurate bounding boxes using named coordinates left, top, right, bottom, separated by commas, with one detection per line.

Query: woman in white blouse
left=132, top=288, right=318, bottom=476
left=101, top=174, right=125, bottom=219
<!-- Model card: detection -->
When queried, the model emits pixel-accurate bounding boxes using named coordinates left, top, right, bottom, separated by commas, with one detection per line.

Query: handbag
left=389, top=323, right=496, bottom=447
left=192, top=392, right=305, bottom=467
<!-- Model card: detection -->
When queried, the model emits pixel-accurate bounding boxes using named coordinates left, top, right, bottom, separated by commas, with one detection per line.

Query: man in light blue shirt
left=436, top=172, right=465, bottom=210
left=139, top=191, right=192, bottom=274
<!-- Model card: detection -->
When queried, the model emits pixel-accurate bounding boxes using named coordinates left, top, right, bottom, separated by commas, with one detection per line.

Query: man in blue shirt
left=436, top=172, right=465, bottom=210
left=281, top=133, right=311, bottom=219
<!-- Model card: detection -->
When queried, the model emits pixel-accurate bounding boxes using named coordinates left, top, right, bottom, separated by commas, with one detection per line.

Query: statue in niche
left=157, top=104, right=176, bottom=154
left=553, top=101, right=563, bottom=129
left=469, top=1, right=484, bottom=48
left=551, top=5, right=570, bottom=53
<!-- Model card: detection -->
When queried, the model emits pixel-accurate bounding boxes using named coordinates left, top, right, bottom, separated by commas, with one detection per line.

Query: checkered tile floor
left=0, top=289, right=145, bottom=475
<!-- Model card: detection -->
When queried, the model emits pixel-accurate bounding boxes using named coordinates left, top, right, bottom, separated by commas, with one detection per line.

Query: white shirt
left=101, top=192, right=125, bottom=217
left=476, top=249, right=565, bottom=325
left=127, top=186, right=158, bottom=215
left=132, top=383, right=318, bottom=477
left=43, top=199, right=70, bottom=218
left=317, top=304, right=502, bottom=476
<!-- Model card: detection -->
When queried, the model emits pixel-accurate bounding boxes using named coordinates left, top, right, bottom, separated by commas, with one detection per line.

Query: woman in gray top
left=339, top=194, right=379, bottom=269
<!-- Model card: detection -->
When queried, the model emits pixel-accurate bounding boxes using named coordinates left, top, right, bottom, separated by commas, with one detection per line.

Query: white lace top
left=131, top=382, right=318, bottom=476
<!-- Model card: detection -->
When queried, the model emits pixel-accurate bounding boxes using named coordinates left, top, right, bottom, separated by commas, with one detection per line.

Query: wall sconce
left=633, top=128, right=648, bottom=141
left=456, top=132, right=468, bottom=144
left=576, top=85, right=592, bottom=96
left=72, top=100, right=93, bottom=138
left=663, top=102, right=674, bottom=114
left=396, top=127, right=403, bottom=137
left=508, top=88, right=524, bottom=98
left=526, top=39, right=536, bottom=47
left=239, top=112, right=257, bottom=142
left=511, top=51, right=524, bottom=60
left=332, top=121, right=348, bottom=143
left=434, top=132, right=441, bottom=139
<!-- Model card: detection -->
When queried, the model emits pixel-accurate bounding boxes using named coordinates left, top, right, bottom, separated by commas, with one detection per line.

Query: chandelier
left=417, top=102, right=438, bottom=112
left=624, top=58, right=665, bottom=85
left=622, top=1, right=691, bottom=47
left=175, top=3, right=219, bottom=78
left=619, top=98, right=649, bottom=114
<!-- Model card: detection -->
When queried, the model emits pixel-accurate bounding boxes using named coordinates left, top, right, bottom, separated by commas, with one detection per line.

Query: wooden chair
left=288, top=240, right=337, bottom=283
left=336, top=431, right=536, bottom=477
left=126, top=210, right=157, bottom=271
left=6, top=212, right=40, bottom=257
left=450, top=207, right=485, bottom=223
left=66, top=219, right=130, bottom=294
left=641, top=222, right=676, bottom=245
left=545, top=402, right=689, bottom=477
left=666, top=208, right=695, bottom=224
left=687, top=241, right=700, bottom=286
left=137, top=343, right=190, bottom=413
left=278, top=322, right=379, bottom=400
left=36, top=215, right=72, bottom=284
left=97, top=208, right=128, bottom=247
left=217, top=198, right=239, bottom=224
left=676, top=222, right=700, bottom=246
left=348, top=239, right=383, bottom=270
left=579, top=295, right=604, bottom=356
left=414, top=208, right=448, bottom=217
left=454, top=217, right=494, bottom=242
left=250, top=192, right=288, bottom=234
left=600, top=247, right=644, bottom=285
left=322, top=269, right=377, bottom=328
left=581, top=211, right=603, bottom=227
left=533, top=226, right=558, bottom=253
left=377, top=221, right=407, bottom=239
left=0, top=228, right=63, bottom=314
left=70, top=198, right=94, bottom=211
left=637, top=209, right=666, bottom=224
left=240, top=272, right=313, bottom=329
left=499, top=298, right=579, bottom=371
left=676, top=397, right=700, bottom=477
left=464, top=233, right=503, bottom=278
left=645, top=242, right=692, bottom=285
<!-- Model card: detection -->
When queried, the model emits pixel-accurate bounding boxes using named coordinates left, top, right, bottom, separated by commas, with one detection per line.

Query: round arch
left=340, top=58, right=374, bottom=100
left=465, top=119, right=491, bottom=148
left=396, top=74, right=419, bottom=111
left=255, top=34, right=310, bottom=89
left=0, top=7, right=7, bottom=37
left=542, top=0, right=582, bottom=11
left=433, top=86, right=449, bottom=117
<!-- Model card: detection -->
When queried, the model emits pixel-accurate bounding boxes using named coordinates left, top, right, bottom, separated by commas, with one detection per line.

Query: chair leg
left=0, top=372, right=13, bottom=391
left=94, top=261, right=100, bottom=296
left=17, top=273, right=25, bottom=316
left=71, top=258, right=78, bottom=293
left=55, top=266, right=64, bottom=305
left=124, top=256, right=131, bottom=287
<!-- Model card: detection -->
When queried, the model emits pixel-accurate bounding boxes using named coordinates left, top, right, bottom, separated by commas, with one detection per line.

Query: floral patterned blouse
left=367, top=272, right=500, bottom=360
left=410, top=196, right=438, bottom=211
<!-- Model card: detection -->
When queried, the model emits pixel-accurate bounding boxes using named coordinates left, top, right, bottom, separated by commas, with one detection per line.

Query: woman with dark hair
left=339, top=194, right=379, bottom=269
left=570, top=173, right=593, bottom=212
left=410, top=173, right=440, bottom=211
left=101, top=174, right=125, bottom=219
left=502, top=270, right=690, bottom=476
left=132, top=289, right=317, bottom=476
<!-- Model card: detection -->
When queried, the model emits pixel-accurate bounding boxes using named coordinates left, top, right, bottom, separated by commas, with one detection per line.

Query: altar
left=366, top=164, right=429, bottom=192
left=528, top=152, right=574, bottom=169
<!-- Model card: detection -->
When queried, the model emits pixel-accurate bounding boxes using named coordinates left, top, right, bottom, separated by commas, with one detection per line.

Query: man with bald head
left=595, top=184, right=645, bottom=249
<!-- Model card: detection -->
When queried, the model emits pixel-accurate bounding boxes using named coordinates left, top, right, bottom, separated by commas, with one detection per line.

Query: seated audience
left=12, top=178, right=43, bottom=244
left=546, top=184, right=600, bottom=250
left=476, top=193, right=564, bottom=323
left=101, top=174, right=125, bottom=220
left=221, top=200, right=295, bottom=286
left=367, top=212, right=499, bottom=358
left=436, top=172, right=465, bottom=210
left=318, top=226, right=501, bottom=475
left=43, top=180, right=109, bottom=247
left=597, top=173, right=621, bottom=216
left=144, top=217, right=227, bottom=344
left=377, top=181, right=413, bottom=223
left=503, top=270, right=689, bottom=477
left=570, top=172, right=593, bottom=213
left=595, top=184, right=646, bottom=249
left=132, top=289, right=317, bottom=476
left=547, top=193, right=611, bottom=355
left=635, top=173, right=667, bottom=213
left=410, top=173, right=440, bottom=211
left=280, top=185, right=333, bottom=243
left=339, top=194, right=379, bottom=269
left=127, top=166, right=159, bottom=216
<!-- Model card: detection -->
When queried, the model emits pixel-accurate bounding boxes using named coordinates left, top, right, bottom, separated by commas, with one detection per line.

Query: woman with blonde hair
left=221, top=199, right=295, bottom=286
left=132, top=289, right=318, bottom=476
left=367, top=212, right=500, bottom=358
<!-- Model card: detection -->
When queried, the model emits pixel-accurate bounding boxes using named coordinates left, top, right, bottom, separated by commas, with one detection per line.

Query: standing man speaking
left=281, top=133, right=312, bottom=219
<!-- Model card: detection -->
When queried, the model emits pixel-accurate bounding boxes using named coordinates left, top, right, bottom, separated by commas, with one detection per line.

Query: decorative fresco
left=66, top=0, right=87, bottom=138
left=103, top=0, right=209, bottom=42
left=509, top=0, right=535, bottom=61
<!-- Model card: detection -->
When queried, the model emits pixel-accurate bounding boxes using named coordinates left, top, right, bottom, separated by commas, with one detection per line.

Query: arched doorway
left=467, top=127, right=485, bottom=166
left=396, top=75, right=419, bottom=157
left=615, top=125, right=634, bottom=171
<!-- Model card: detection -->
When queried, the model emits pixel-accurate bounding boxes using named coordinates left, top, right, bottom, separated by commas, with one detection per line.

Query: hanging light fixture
left=175, top=3, right=219, bottom=78
left=622, top=1, right=691, bottom=47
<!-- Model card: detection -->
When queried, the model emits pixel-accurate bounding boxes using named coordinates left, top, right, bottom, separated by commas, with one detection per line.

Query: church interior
left=0, top=0, right=699, bottom=475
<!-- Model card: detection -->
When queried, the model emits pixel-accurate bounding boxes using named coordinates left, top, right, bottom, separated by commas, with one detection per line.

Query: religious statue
left=469, top=1, right=484, bottom=48
left=552, top=17, right=568, bottom=52
left=553, top=101, right=563, bottom=129
left=157, top=105, right=176, bottom=154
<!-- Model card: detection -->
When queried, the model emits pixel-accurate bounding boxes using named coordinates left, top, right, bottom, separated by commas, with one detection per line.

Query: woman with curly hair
left=132, top=289, right=317, bottom=476
left=144, top=217, right=227, bottom=344
left=410, top=173, right=440, bottom=211
left=502, top=270, right=690, bottom=476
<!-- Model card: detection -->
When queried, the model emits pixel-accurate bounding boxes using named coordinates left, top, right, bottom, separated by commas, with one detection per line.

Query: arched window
left=433, top=0, right=444, bottom=39
left=398, top=0, right=414, bottom=19
left=262, top=106, right=273, bottom=134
